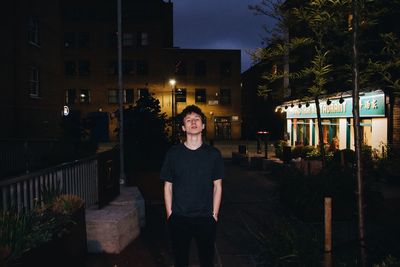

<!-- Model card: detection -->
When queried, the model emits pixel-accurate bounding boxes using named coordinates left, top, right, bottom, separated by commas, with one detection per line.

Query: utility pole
left=117, top=0, right=126, bottom=185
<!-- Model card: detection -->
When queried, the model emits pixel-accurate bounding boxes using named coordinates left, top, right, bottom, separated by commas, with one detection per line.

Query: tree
left=115, top=94, right=170, bottom=172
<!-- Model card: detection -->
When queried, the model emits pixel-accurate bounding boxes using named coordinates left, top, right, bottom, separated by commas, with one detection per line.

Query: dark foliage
left=115, top=94, right=171, bottom=172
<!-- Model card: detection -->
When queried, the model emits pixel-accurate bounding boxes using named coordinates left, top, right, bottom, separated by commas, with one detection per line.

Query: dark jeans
left=168, top=214, right=217, bottom=267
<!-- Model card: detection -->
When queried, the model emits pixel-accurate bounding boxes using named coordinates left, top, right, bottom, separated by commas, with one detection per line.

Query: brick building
left=1, top=0, right=63, bottom=139
left=61, top=0, right=241, bottom=141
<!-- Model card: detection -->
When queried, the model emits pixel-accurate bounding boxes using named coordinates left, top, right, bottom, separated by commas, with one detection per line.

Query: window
left=65, top=89, right=77, bottom=104
left=138, top=88, right=149, bottom=98
left=219, top=88, right=231, bottom=105
left=28, top=17, right=39, bottom=45
left=175, top=60, right=187, bottom=76
left=107, top=32, right=117, bottom=48
left=65, top=61, right=76, bottom=76
left=123, top=60, right=135, bottom=75
left=80, top=89, right=91, bottom=104
left=220, top=61, right=232, bottom=77
left=29, top=67, right=40, bottom=97
left=107, top=60, right=117, bottom=75
left=175, top=88, right=187, bottom=102
left=195, top=61, right=206, bottom=76
left=123, top=33, right=134, bottom=47
left=78, top=60, right=90, bottom=76
left=195, top=88, right=206, bottom=103
left=77, top=32, right=90, bottom=48
left=136, top=60, right=148, bottom=75
left=64, top=32, right=76, bottom=48
left=138, top=32, right=149, bottom=47
left=108, top=89, right=134, bottom=104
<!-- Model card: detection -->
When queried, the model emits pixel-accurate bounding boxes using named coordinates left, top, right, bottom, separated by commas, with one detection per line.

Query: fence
left=0, top=148, right=120, bottom=213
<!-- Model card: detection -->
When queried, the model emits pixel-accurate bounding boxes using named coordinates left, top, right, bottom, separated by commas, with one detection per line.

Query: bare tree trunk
left=315, top=97, right=326, bottom=167
left=352, top=0, right=367, bottom=265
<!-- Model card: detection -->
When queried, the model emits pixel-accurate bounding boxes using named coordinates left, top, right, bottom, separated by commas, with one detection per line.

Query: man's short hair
left=180, top=105, right=206, bottom=124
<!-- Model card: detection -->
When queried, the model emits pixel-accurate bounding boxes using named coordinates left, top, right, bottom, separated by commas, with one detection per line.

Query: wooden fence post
left=324, top=197, right=332, bottom=267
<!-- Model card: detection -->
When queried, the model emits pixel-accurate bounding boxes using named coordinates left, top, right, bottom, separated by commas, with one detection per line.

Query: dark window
left=107, top=60, right=117, bottom=75
left=195, top=88, right=206, bottom=103
left=123, top=33, right=134, bottom=47
left=220, top=88, right=231, bottom=105
left=65, top=89, right=77, bottom=104
left=108, top=89, right=134, bottom=104
left=64, top=32, right=76, bottom=48
left=107, top=32, right=117, bottom=48
left=137, top=60, right=148, bottom=75
left=126, top=89, right=134, bottom=103
left=195, top=61, right=206, bottom=76
left=29, top=67, right=40, bottom=97
left=175, top=88, right=187, bottom=102
left=79, top=60, right=90, bottom=76
left=138, top=88, right=149, bottom=98
left=65, top=61, right=76, bottom=76
left=28, top=17, right=39, bottom=45
left=137, top=32, right=149, bottom=47
left=220, top=61, right=232, bottom=77
left=80, top=89, right=91, bottom=104
left=123, top=60, right=135, bottom=75
left=175, top=60, right=187, bottom=76
left=78, top=32, right=90, bottom=48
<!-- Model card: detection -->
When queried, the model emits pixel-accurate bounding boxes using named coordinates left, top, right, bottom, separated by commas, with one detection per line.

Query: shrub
left=274, top=140, right=288, bottom=159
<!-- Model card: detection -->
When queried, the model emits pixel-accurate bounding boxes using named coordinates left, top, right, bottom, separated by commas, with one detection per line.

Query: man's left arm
left=212, top=179, right=222, bottom=221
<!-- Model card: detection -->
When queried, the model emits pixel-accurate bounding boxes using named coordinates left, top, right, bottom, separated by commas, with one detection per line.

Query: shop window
left=296, top=120, right=310, bottom=146
left=322, top=119, right=339, bottom=145
left=360, top=119, right=372, bottom=145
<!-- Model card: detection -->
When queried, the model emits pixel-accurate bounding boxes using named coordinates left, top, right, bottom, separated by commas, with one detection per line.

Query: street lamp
left=169, top=79, right=177, bottom=142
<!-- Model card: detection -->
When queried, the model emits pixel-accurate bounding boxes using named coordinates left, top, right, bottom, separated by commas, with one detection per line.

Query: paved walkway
left=85, top=158, right=281, bottom=267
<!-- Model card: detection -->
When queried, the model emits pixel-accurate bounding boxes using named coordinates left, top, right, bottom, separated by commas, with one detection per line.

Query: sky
left=173, top=0, right=271, bottom=73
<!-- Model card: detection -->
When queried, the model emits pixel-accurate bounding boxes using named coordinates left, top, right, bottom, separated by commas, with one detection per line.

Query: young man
left=160, top=105, right=224, bottom=267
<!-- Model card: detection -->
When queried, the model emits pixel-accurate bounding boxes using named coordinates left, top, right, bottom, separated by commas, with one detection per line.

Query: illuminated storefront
left=278, top=90, right=387, bottom=152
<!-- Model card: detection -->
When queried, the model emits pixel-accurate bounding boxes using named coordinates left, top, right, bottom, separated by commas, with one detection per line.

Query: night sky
left=173, top=0, right=270, bottom=73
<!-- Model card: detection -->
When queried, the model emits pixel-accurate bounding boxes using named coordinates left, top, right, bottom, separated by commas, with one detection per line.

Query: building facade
left=1, top=0, right=63, bottom=139
left=61, top=0, right=242, bottom=141
left=277, top=90, right=390, bottom=153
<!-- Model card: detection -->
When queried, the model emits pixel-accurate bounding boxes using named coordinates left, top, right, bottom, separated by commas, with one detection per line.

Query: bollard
left=324, top=197, right=332, bottom=267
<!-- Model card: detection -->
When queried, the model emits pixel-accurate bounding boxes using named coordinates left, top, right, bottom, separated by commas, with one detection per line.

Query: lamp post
left=169, top=79, right=176, bottom=143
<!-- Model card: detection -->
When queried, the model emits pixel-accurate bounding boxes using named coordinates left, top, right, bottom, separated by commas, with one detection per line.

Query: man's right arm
left=164, top=181, right=173, bottom=219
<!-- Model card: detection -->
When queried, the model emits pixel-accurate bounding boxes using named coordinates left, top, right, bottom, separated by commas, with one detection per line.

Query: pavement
left=85, top=142, right=281, bottom=267
left=85, top=141, right=400, bottom=267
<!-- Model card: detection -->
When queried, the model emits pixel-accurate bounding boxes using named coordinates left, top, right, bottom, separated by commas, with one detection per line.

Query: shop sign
left=285, top=93, right=385, bottom=119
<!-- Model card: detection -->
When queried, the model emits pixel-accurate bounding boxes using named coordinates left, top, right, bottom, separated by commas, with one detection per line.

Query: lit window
left=108, top=89, right=134, bottom=104
left=28, top=17, right=39, bottom=45
left=29, top=67, right=40, bottom=97
left=175, top=88, right=187, bottom=102
left=80, top=89, right=91, bottom=104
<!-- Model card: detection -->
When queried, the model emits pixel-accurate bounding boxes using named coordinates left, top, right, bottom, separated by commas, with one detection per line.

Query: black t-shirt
left=160, top=143, right=224, bottom=217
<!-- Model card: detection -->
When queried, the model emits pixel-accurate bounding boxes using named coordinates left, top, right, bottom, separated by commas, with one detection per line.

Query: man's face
left=182, top=112, right=204, bottom=135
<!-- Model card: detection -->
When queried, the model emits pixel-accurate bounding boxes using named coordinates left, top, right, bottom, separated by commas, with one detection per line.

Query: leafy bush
left=0, top=193, right=85, bottom=266
left=373, top=255, right=400, bottom=267
left=274, top=140, right=288, bottom=159
left=375, top=144, right=400, bottom=184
